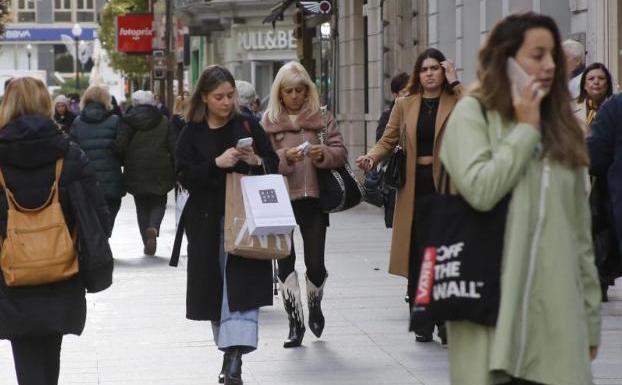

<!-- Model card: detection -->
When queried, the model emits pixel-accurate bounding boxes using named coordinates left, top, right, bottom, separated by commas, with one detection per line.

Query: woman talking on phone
left=356, top=48, right=463, bottom=345
left=175, top=65, right=278, bottom=385
left=440, top=13, right=600, bottom=385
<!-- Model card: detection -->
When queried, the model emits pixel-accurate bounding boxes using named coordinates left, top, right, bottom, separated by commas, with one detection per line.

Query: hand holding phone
left=296, top=141, right=311, bottom=156
left=507, top=57, right=545, bottom=127
left=506, top=57, right=531, bottom=93
left=236, top=137, right=254, bottom=149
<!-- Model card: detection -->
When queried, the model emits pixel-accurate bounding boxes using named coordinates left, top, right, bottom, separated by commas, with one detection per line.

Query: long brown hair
left=476, top=12, right=588, bottom=168
left=0, top=77, right=52, bottom=128
left=405, top=48, right=452, bottom=96
left=186, top=65, right=238, bottom=124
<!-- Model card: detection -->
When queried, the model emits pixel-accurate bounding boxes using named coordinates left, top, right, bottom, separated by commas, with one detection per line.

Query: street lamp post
left=72, top=23, right=82, bottom=91
left=26, top=44, right=32, bottom=71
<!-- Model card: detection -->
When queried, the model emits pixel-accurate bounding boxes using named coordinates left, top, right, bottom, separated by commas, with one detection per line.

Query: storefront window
left=16, top=0, right=36, bottom=23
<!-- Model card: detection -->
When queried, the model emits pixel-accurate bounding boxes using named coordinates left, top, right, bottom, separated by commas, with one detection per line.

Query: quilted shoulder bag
left=316, top=107, right=365, bottom=213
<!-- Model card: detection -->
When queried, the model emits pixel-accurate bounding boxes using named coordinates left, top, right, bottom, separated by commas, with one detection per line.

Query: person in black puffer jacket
left=70, top=85, right=125, bottom=234
left=116, top=90, right=176, bottom=256
left=0, top=77, right=109, bottom=385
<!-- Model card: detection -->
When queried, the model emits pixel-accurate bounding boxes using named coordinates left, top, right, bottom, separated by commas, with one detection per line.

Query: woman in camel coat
left=357, top=48, right=463, bottom=344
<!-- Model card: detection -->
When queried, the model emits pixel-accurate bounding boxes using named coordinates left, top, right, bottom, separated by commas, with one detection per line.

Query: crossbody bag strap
left=319, top=106, right=328, bottom=145
left=439, top=97, right=488, bottom=195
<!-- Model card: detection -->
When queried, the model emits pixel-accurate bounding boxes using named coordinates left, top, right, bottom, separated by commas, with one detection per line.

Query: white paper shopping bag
left=240, top=174, right=296, bottom=236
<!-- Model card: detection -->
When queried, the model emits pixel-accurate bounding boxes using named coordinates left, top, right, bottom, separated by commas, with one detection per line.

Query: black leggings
left=408, top=165, right=438, bottom=336
left=278, top=198, right=329, bottom=286
left=11, top=334, right=63, bottom=385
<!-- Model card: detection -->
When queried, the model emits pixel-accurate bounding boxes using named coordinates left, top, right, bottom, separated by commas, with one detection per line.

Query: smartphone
left=506, top=57, right=531, bottom=93
left=296, top=141, right=311, bottom=156
left=236, top=137, right=253, bottom=149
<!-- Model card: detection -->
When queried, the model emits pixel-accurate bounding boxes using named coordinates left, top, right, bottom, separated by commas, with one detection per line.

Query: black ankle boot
left=224, top=348, right=243, bottom=385
left=279, top=272, right=305, bottom=348
left=218, top=351, right=231, bottom=383
left=306, top=274, right=327, bottom=338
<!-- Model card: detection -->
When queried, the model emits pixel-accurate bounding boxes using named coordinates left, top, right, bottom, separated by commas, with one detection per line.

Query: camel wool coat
left=367, top=86, right=463, bottom=278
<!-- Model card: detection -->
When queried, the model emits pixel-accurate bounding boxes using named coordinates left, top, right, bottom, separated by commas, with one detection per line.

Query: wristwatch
left=449, top=80, right=461, bottom=88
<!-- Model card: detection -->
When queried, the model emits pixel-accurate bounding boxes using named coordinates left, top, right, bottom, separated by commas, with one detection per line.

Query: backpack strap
left=0, top=158, right=63, bottom=212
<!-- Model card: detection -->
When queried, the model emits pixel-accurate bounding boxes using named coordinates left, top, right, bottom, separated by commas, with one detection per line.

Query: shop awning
left=263, top=0, right=297, bottom=27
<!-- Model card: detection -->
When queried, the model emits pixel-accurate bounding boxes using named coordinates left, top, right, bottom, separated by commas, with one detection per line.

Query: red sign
left=117, top=14, right=153, bottom=53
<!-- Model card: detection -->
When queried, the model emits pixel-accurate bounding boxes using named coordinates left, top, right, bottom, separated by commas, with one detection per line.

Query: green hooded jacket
left=440, top=96, right=601, bottom=385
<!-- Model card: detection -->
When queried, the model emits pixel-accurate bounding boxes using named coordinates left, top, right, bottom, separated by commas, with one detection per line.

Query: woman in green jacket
left=440, top=13, right=601, bottom=385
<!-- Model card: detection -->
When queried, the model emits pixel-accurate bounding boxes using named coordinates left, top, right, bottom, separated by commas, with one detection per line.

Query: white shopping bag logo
left=259, top=189, right=279, bottom=204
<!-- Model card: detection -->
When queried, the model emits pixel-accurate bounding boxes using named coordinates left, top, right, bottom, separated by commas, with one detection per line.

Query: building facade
left=336, top=0, right=622, bottom=160
left=175, top=0, right=298, bottom=104
left=0, top=0, right=106, bottom=86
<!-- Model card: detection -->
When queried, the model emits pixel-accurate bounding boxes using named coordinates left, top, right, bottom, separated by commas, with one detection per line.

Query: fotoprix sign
left=116, top=14, right=153, bottom=53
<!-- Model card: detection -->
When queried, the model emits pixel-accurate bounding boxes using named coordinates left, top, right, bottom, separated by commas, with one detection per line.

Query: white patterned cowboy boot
left=278, top=271, right=305, bottom=348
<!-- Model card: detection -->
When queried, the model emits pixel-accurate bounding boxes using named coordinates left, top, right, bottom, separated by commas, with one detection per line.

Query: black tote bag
left=410, top=192, right=510, bottom=328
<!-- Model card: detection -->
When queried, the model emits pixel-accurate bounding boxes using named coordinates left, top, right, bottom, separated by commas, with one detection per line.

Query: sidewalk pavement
left=0, top=194, right=621, bottom=385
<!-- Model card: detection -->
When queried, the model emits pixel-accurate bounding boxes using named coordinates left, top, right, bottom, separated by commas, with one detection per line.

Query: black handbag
left=384, top=129, right=406, bottom=189
left=316, top=107, right=364, bottom=213
left=362, top=165, right=385, bottom=207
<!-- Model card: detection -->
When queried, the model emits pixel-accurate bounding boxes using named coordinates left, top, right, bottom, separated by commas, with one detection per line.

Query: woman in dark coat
left=116, top=90, right=177, bottom=256
left=53, top=94, right=76, bottom=133
left=70, top=85, right=125, bottom=234
left=0, top=77, right=108, bottom=385
left=175, top=65, right=278, bottom=385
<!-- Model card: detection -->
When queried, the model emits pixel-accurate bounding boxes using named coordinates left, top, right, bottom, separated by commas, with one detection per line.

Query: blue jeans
left=211, top=221, right=259, bottom=353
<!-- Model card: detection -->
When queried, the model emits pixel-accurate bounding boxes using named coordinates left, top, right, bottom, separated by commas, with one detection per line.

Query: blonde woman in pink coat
left=262, top=61, right=347, bottom=348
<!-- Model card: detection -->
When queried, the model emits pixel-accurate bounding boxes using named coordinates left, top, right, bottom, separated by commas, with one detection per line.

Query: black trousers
left=278, top=198, right=329, bottom=287
left=407, top=165, right=438, bottom=336
left=106, top=197, right=121, bottom=235
left=133, top=194, right=167, bottom=243
left=11, top=334, right=63, bottom=385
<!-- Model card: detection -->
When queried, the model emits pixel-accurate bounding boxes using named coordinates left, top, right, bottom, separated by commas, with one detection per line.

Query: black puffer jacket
left=0, top=115, right=107, bottom=339
left=117, top=105, right=176, bottom=196
left=70, top=102, right=125, bottom=200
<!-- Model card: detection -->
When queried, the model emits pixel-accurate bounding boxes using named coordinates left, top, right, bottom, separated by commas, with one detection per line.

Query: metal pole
left=75, top=37, right=80, bottom=91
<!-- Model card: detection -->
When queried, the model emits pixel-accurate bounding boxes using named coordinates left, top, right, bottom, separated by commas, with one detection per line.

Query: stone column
left=337, top=0, right=366, bottom=159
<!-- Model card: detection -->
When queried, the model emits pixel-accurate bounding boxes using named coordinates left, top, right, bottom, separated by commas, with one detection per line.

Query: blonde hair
left=81, top=85, right=112, bottom=111
left=265, top=61, right=320, bottom=124
left=0, top=77, right=52, bottom=128
left=173, top=95, right=189, bottom=116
